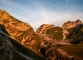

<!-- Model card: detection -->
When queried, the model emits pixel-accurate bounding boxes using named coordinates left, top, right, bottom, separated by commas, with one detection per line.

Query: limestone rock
left=36, top=24, right=55, bottom=35
left=62, top=19, right=82, bottom=29
left=0, top=9, right=34, bottom=38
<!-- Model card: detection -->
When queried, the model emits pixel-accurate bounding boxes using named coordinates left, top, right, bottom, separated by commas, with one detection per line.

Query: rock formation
left=62, top=19, right=82, bottom=29
left=0, top=9, right=41, bottom=53
left=36, top=24, right=55, bottom=35
left=36, top=24, right=70, bottom=46
left=0, top=9, right=34, bottom=38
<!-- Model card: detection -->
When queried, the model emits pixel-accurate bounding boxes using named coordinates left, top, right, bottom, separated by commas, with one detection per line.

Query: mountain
left=0, top=9, right=43, bottom=56
left=59, top=22, right=83, bottom=60
left=36, top=24, right=69, bottom=46
left=36, top=20, right=83, bottom=43
left=0, top=9, right=83, bottom=60
left=0, top=9, right=34, bottom=42
left=36, top=20, right=83, bottom=60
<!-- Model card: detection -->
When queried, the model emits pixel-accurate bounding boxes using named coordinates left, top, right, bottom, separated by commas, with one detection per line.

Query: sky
left=0, top=0, right=83, bottom=30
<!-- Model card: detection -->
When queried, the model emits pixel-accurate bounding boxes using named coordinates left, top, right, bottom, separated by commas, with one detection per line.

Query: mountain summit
left=0, top=9, right=34, bottom=39
left=62, top=19, right=82, bottom=29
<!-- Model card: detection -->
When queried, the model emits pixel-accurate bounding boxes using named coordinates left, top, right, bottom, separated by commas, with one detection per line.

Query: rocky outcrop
left=36, top=24, right=55, bottom=35
left=62, top=19, right=82, bottom=29
left=62, top=20, right=83, bottom=42
left=62, top=29, right=69, bottom=40
left=0, top=9, right=34, bottom=39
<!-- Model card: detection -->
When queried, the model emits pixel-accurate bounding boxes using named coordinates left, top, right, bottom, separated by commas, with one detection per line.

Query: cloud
left=0, top=0, right=83, bottom=31
left=21, top=9, right=83, bottom=31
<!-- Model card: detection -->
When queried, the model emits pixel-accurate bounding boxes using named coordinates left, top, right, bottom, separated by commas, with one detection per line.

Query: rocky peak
left=0, top=9, right=34, bottom=39
left=62, top=19, right=82, bottom=29
left=36, top=24, right=55, bottom=35
left=0, top=9, right=32, bottom=31
left=0, top=9, right=42, bottom=55
left=75, top=19, right=82, bottom=24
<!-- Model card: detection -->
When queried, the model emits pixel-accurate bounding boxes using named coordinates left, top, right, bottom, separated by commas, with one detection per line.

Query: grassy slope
left=46, top=27, right=63, bottom=40
left=15, top=28, right=33, bottom=43
left=59, top=24, right=83, bottom=60
left=59, top=41, right=83, bottom=60
left=15, top=30, right=43, bottom=57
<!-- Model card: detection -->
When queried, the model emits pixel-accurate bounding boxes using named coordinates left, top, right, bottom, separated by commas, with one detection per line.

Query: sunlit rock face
left=36, top=24, right=55, bottom=35
left=62, top=19, right=82, bottom=29
left=0, top=9, right=34, bottom=38
left=36, top=24, right=69, bottom=46
left=0, top=9, right=44, bottom=56
left=0, top=9, right=38, bottom=50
